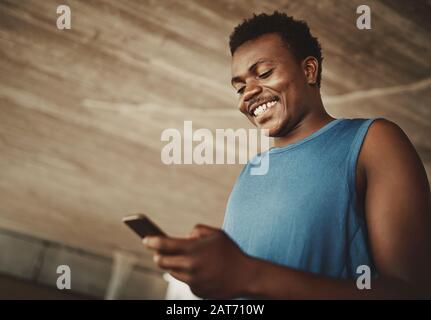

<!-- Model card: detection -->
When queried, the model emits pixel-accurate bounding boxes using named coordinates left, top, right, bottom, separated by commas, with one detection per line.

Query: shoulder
left=359, top=118, right=428, bottom=186
left=360, top=118, right=415, bottom=166
left=363, top=118, right=410, bottom=150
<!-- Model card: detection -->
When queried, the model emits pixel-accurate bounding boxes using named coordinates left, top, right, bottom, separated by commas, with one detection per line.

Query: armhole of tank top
left=346, top=118, right=381, bottom=211
left=222, top=161, right=250, bottom=231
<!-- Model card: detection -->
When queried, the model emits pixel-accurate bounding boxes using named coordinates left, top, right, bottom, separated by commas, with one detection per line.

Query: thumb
left=188, top=224, right=219, bottom=239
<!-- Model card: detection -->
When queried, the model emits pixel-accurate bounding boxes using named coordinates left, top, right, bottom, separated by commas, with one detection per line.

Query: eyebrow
left=231, top=58, right=274, bottom=86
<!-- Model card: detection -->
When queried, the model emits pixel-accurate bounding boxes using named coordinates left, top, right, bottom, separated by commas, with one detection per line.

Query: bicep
left=361, top=119, right=431, bottom=291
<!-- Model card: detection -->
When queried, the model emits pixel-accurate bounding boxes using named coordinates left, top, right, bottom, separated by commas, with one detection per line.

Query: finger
left=143, top=236, right=193, bottom=254
left=169, top=270, right=192, bottom=284
left=189, top=224, right=219, bottom=238
left=153, top=254, right=194, bottom=272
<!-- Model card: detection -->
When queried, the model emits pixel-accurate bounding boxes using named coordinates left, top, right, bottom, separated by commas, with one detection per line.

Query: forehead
left=231, top=33, right=293, bottom=76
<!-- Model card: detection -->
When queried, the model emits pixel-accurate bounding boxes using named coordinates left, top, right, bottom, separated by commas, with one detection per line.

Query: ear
left=302, top=56, right=319, bottom=86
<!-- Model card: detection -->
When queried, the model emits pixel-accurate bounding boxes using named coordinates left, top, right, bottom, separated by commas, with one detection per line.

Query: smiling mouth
left=250, top=98, right=279, bottom=117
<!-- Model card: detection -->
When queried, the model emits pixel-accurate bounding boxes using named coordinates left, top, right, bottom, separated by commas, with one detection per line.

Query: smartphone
left=122, top=214, right=166, bottom=239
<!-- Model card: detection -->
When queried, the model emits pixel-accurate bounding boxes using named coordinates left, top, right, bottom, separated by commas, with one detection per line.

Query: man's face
left=231, top=33, right=311, bottom=137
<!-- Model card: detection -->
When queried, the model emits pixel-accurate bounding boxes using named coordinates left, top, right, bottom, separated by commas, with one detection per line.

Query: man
left=144, top=12, right=431, bottom=299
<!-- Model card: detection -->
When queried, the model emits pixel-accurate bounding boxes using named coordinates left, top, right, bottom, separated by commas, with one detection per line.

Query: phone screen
left=122, top=214, right=166, bottom=239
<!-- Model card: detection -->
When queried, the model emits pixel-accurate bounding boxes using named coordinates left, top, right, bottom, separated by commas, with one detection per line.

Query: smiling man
left=144, top=12, right=431, bottom=299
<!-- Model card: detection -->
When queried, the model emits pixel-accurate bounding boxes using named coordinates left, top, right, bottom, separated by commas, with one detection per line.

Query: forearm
left=242, top=256, right=425, bottom=299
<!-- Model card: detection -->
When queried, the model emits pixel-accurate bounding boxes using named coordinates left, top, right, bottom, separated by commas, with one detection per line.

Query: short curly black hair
left=229, top=11, right=323, bottom=87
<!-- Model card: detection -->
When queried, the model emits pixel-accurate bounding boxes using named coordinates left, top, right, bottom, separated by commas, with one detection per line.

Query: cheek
left=266, top=76, right=289, bottom=92
left=282, top=80, right=304, bottom=108
left=272, top=68, right=304, bottom=98
left=269, top=78, right=295, bottom=106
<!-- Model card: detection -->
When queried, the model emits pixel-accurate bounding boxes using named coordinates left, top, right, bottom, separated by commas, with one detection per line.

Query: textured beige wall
left=0, top=0, right=430, bottom=298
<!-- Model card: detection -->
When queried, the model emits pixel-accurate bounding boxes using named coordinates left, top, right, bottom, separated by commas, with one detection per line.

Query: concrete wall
left=0, top=228, right=167, bottom=299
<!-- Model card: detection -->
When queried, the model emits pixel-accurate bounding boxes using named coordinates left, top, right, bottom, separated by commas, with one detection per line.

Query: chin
left=258, top=120, right=287, bottom=137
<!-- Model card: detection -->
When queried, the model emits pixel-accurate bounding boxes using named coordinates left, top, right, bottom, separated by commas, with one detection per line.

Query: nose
left=243, top=80, right=263, bottom=103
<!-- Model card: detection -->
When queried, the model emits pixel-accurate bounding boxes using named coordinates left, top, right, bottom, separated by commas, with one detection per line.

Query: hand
left=143, top=224, right=254, bottom=299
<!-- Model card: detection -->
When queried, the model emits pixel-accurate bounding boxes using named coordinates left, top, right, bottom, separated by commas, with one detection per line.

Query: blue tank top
left=222, top=118, right=379, bottom=279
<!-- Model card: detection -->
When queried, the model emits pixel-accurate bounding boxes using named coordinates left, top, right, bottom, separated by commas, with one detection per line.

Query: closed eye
left=235, top=69, right=273, bottom=96
left=258, top=69, right=273, bottom=79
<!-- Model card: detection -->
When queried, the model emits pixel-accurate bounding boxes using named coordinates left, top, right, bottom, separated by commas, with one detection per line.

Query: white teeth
left=252, top=100, right=277, bottom=117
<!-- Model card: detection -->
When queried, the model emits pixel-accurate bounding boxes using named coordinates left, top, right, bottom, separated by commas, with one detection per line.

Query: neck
left=273, top=100, right=335, bottom=148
